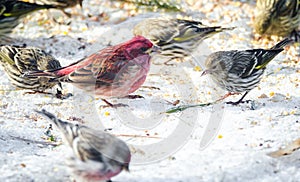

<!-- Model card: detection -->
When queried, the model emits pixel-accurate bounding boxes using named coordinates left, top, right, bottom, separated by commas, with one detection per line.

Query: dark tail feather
left=35, top=109, right=72, bottom=132
left=217, top=27, right=235, bottom=32
left=271, top=38, right=294, bottom=49
left=22, top=69, right=57, bottom=78
left=23, top=58, right=84, bottom=79
left=34, top=109, right=61, bottom=128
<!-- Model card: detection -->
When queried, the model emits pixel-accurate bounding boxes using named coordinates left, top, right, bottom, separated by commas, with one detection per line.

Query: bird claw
left=55, top=90, right=73, bottom=100
left=165, top=99, right=180, bottom=106
left=226, top=99, right=252, bottom=105
left=125, top=95, right=144, bottom=99
left=141, top=86, right=160, bottom=90
left=218, top=92, right=241, bottom=101
left=100, top=99, right=129, bottom=108
left=23, top=90, right=52, bottom=95
left=100, top=103, right=129, bottom=109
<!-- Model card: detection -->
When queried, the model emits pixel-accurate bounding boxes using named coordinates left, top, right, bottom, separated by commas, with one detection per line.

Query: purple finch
left=25, top=36, right=156, bottom=106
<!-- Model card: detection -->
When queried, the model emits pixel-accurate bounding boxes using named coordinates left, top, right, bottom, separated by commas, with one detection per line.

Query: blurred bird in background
left=133, top=17, right=234, bottom=65
left=0, top=45, right=62, bottom=93
left=26, top=0, right=83, bottom=16
left=0, top=0, right=56, bottom=43
left=202, top=38, right=293, bottom=105
left=35, top=109, right=131, bottom=182
left=254, top=0, right=300, bottom=41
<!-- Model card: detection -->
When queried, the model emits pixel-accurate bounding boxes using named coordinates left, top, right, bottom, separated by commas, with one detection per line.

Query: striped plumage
left=0, top=45, right=62, bottom=91
left=203, top=38, right=293, bottom=104
left=28, top=0, right=83, bottom=9
left=133, top=18, right=234, bottom=62
left=254, top=0, right=300, bottom=37
left=35, top=109, right=131, bottom=181
left=0, top=0, right=55, bottom=40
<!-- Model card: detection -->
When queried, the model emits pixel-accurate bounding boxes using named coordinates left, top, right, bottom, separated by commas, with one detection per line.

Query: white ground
left=0, top=0, right=300, bottom=182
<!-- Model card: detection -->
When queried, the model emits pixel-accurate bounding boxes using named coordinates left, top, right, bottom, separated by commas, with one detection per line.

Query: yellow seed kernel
left=282, top=111, right=288, bottom=116
left=81, top=27, right=88, bottom=31
left=193, top=66, right=202, bottom=72
left=104, top=112, right=110, bottom=116
left=290, top=110, right=296, bottom=115
left=269, top=92, right=275, bottom=97
left=218, top=134, right=223, bottom=139
left=62, top=31, right=68, bottom=35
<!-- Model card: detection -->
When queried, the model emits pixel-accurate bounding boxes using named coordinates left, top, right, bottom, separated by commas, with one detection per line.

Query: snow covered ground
left=0, top=0, right=299, bottom=181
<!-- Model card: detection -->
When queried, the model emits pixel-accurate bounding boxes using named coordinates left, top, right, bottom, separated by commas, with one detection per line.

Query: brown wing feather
left=63, top=46, right=129, bottom=85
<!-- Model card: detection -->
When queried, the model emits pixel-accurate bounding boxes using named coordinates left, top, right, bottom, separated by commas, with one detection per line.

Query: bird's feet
left=164, top=99, right=180, bottom=106
left=125, top=95, right=144, bottom=99
left=55, top=89, right=73, bottom=100
left=141, top=86, right=160, bottom=90
left=217, top=92, right=241, bottom=101
left=23, top=90, right=52, bottom=95
left=100, top=99, right=128, bottom=108
left=226, top=99, right=252, bottom=105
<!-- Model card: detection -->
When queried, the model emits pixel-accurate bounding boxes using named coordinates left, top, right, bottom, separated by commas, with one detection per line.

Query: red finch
left=35, top=109, right=131, bottom=182
left=25, top=36, right=156, bottom=106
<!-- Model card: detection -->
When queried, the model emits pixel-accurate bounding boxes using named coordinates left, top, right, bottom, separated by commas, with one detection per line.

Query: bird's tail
left=6, top=1, right=56, bottom=17
left=35, top=109, right=79, bottom=147
left=35, top=109, right=64, bottom=129
left=23, top=58, right=82, bottom=79
left=271, top=38, right=294, bottom=49
left=23, top=69, right=58, bottom=78
left=215, top=26, right=236, bottom=32
left=0, top=46, right=16, bottom=65
left=199, top=26, right=235, bottom=39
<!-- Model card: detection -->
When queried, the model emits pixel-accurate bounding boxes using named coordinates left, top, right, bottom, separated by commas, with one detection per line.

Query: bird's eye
left=141, top=47, right=148, bottom=52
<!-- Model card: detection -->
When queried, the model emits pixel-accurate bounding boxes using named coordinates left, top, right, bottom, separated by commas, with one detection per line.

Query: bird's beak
left=201, top=70, right=209, bottom=77
left=123, top=165, right=130, bottom=172
left=148, top=45, right=161, bottom=54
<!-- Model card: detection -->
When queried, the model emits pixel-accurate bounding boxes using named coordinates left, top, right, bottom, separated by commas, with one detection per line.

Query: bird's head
left=121, top=36, right=154, bottom=60
left=254, top=15, right=271, bottom=35
left=202, top=52, right=226, bottom=77
left=122, top=163, right=130, bottom=172
left=253, top=3, right=274, bottom=35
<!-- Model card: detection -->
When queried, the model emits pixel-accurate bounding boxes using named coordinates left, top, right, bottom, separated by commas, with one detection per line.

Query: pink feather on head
left=120, top=36, right=153, bottom=60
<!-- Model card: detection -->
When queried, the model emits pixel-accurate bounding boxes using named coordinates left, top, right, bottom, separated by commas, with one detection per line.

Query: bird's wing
left=0, top=4, right=6, bottom=16
left=271, top=0, right=298, bottom=18
left=174, top=19, right=207, bottom=41
left=228, top=50, right=259, bottom=78
left=134, top=18, right=180, bottom=44
left=229, top=49, right=283, bottom=78
left=75, top=127, right=118, bottom=162
left=0, top=46, right=16, bottom=66
left=91, top=49, right=133, bottom=85
left=57, top=46, right=129, bottom=84
left=14, top=48, right=41, bottom=72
